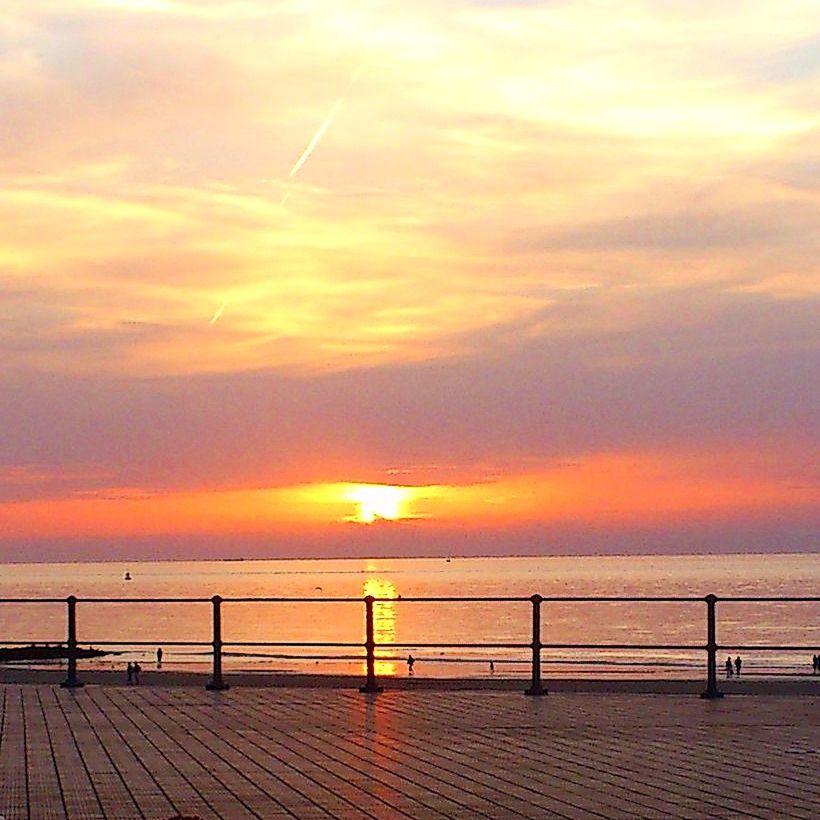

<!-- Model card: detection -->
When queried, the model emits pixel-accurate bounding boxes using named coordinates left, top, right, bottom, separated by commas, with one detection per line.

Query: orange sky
left=0, top=0, right=817, bottom=559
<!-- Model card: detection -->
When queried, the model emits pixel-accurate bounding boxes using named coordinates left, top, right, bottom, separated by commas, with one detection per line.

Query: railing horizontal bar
left=717, top=645, right=820, bottom=651
left=1, top=595, right=816, bottom=603
left=370, top=643, right=706, bottom=650
left=371, top=597, right=528, bottom=603
left=224, top=598, right=362, bottom=603
left=73, top=598, right=212, bottom=604
left=9, top=640, right=813, bottom=652
left=719, top=597, right=820, bottom=603
left=226, top=642, right=530, bottom=649
left=11, top=640, right=812, bottom=651
left=89, top=641, right=211, bottom=647
left=540, top=643, right=705, bottom=650
left=373, top=596, right=705, bottom=603
left=222, top=596, right=530, bottom=603
left=225, top=642, right=365, bottom=648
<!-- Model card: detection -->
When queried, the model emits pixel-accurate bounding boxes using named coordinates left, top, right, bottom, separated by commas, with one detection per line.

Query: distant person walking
left=812, top=654, right=819, bottom=674
left=407, top=654, right=415, bottom=675
left=725, top=657, right=733, bottom=677
left=734, top=656, right=742, bottom=677
left=489, top=660, right=495, bottom=674
left=133, top=662, right=141, bottom=685
left=156, top=647, right=163, bottom=668
left=126, top=662, right=133, bottom=684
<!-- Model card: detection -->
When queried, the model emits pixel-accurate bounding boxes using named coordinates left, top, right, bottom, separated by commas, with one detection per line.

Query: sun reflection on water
left=363, top=575, right=397, bottom=676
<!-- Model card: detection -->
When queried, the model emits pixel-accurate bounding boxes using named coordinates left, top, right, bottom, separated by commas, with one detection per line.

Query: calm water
left=0, top=553, right=817, bottom=679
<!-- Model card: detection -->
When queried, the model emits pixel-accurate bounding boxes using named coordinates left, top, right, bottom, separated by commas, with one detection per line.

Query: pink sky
left=0, top=0, right=817, bottom=560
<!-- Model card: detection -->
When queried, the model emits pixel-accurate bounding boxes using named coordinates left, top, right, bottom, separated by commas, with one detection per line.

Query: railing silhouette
left=0, top=594, right=817, bottom=698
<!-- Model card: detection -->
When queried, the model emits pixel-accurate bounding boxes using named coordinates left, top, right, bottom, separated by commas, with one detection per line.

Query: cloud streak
left=288, top=97, right=345, bottom=179
left=1, top=0, right=818, bottom=558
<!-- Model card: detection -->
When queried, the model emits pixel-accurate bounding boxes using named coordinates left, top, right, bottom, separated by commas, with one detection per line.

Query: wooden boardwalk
left=0, top=685, right=817, bottom=819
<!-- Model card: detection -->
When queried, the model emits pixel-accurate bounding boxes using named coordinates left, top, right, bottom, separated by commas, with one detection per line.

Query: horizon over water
left=1, top=552, right=817, bottom=680
left=1, top=548, right=817, bottom=565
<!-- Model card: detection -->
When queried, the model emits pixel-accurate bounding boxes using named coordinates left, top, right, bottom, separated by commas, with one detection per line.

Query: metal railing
left=0, top=593, right=817, bottom=698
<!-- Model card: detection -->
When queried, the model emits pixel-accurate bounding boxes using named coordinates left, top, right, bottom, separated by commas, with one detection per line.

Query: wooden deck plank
left=25, top=688, right=66, bottom=820
left=0, top=688, right=29, bottom=820
left=228, top=691, right=517, bottom=818
left=155, top=688, right=423, bottom=820
left=93, top=687, right=261, bottom=820
left=36, top=688, right=106, bottom=820
left=0, top=685, right=817, bottom=820
left=80, top=687, right=210, bottom=820
left=51, top=688, right=163, bottom=820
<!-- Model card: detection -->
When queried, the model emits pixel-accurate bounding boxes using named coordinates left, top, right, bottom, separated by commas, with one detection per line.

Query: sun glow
left=345, top=484, right=411, bottom=524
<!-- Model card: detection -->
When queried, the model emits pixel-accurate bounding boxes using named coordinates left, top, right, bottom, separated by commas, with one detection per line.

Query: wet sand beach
left=2, top=665, right=819, bottom=694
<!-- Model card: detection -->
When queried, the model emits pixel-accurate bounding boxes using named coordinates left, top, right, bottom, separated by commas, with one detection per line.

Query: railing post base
left=61, top=596, right=84, bottom=689
left=205, top=595, right=229, bottom=692
left=360, top=595, right=382, bottom=695
left=525, top=594, right=546, bottom=697
left=702, top=594, right=723, bottom=700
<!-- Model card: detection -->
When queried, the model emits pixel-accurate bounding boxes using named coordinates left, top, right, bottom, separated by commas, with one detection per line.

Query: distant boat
left=124, top=571, right=132, bottom=581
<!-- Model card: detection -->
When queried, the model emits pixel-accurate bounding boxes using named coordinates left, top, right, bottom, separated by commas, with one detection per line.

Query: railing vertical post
left=700, top=593, right=723, bottom=699
left=525, top=594, right=547, bottom=696
left=359, top=595, right=382, bottom=693
left=206, top=595, right=229, bottom=691
left=60, top=595, right=84, bottom=689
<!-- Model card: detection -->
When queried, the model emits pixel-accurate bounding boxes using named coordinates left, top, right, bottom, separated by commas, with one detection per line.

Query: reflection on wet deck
left=1, top=684, right=817, bottom=819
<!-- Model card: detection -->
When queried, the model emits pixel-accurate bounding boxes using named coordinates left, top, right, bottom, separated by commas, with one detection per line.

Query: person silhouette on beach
left=734, top=656, right=742, bottom=677
left=725, top=657, right=733, bottom=677
left=156, top=647, right=163, bottom=668
left=133, top=662, right=141, bottom=685
left=489, top=660, right=495, bottom=674
left=126, top=662, right=133, bottom=684
left=407, top=654, right=415, bottom=675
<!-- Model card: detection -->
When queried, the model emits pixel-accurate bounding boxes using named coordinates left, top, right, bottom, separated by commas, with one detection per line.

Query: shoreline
left=2, top=667, right=818, bottom=694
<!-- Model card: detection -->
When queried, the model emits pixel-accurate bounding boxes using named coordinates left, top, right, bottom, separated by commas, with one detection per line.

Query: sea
left=0, top=553, right=817, bottom=680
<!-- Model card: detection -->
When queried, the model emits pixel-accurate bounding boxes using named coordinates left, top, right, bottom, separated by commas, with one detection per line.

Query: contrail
left=279, top=55, right=368, bottom=205
left=288, top=97, right=344, bottom=179
left=209, top=302, right=226, bottom=326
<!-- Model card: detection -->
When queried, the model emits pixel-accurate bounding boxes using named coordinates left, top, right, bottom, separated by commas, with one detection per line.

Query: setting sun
left=345, top=484, right=411, bottom=524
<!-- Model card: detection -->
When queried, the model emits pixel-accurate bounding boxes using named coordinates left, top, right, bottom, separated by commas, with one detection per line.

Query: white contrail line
left=279, top=53, right=368, bottom=206
left=288, top=97, right=344, bottom=179
left=209, top=302, right=226, bottom=326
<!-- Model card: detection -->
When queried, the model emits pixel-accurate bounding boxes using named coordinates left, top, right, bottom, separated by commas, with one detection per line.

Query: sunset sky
left=1, top=0, right=817, bottom=561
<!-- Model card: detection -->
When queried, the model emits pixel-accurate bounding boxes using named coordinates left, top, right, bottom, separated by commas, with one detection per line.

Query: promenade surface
left=0, top=684, right=818, bottom=819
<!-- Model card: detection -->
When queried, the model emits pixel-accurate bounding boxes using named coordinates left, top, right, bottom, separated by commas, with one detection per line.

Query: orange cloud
left=1, top=449, right=813, bottom=544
